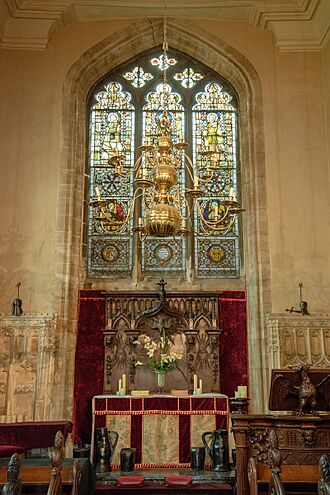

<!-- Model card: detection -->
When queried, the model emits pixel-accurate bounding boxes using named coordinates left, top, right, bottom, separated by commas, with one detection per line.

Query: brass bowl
left=144, top=204, right=180, bottom=237
left=151, top=163, right=177, bottom=190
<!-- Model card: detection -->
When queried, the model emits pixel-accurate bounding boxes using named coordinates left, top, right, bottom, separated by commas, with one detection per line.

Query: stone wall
left=0, top=17, right=329, bottom=418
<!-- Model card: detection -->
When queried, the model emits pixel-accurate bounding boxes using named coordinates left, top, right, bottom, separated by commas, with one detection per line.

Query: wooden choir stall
left=231, top=367, right=330, bottom=495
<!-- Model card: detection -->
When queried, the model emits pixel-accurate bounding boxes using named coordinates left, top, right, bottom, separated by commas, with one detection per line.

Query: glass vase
left=155, top=371, right=166, bottom=394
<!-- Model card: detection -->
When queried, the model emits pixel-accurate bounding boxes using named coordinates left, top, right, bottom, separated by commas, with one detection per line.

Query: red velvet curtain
left=73, top=290, right=247, bottom=445
left=218, top=291, right=248, bottom=397
left=73, top=290, right=107, bottom=445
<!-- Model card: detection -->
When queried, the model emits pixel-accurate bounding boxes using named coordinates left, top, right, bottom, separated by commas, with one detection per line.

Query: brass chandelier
left=90, top=3, right=244, bottom=239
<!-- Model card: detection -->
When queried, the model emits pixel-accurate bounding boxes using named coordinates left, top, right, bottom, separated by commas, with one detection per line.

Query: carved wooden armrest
left=248, top=456, right=258, bottom=495
left=2, top=453, right=22, bottom=495
left=318, top=454, right=330, bottom=495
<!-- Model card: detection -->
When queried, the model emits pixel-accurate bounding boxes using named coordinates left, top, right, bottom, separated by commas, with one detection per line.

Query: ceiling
left=1, top=0, right=329, bottom=50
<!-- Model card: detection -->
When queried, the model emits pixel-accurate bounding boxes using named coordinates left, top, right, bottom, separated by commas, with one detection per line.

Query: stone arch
left=54, top=18, right=271, bottom=417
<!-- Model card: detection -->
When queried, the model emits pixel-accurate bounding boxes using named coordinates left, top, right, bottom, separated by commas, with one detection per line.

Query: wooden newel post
left=231, top=418, right=250, bottom=495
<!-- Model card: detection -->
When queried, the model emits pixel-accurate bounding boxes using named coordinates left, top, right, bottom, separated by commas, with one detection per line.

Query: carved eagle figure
left=272, top=364, right=330, bottom=416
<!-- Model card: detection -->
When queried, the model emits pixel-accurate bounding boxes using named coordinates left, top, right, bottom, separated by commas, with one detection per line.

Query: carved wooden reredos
left=103, top=280, right=222, bottom=393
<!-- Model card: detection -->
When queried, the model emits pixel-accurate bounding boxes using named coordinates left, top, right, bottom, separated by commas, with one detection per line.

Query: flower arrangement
left=134, top=328, right=186, bottom=379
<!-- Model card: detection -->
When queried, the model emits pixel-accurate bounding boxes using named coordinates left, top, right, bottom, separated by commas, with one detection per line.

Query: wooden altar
left=92, top=394, right=228, bottom=468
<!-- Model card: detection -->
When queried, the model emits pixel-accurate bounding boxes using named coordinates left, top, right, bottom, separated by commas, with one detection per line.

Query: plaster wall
left=0, top=18, right=329, bottom=316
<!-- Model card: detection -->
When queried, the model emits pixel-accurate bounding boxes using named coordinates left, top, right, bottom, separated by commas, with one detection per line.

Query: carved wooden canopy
left=103, top=280, right=222, bottom=393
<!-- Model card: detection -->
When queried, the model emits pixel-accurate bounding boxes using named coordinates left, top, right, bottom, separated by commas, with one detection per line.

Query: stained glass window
left=87, top=50, right=241, bottom=280
left=193, top=83, right=239, bottom=277
left=88, top=82, right=135, bottom=277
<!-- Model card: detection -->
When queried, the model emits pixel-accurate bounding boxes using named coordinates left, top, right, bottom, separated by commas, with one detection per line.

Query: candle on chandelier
left=181, top=219, right=186, bottom=229
left=142, top=167, right=148, bottom=179
left=229, top=187, right=234, bottom=200
left=138, top=217, right=143, bottom=227
left=95, top=186, right=101, bottom=201
left=194, top=177, right=199, bottom=188
left=214, top=203, right=219, bottom=220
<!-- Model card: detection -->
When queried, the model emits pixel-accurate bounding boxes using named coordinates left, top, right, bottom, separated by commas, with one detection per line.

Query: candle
left=199, top=379, right=203, bottom=394
left=194, top=176, right=199, bottom=188
left=181, top=219, right=186, bottom=229
left=193, top=374, right=198, bottom=392
left=138, top=217, right=143, bottom=227
left=95, top=186, right=101, bottom=201
left=142, top=167, right=148, bottom=179
left=214, top=203, right=219, bottom=220
left=229, top=187, right=234, bottom=200
left=122, top=374, right=127, bottom=394
left=118, top=378, right=122, bottom=393
left=237, top=385, right=247, bottom=398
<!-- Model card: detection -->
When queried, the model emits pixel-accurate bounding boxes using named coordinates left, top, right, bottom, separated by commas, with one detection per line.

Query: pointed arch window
left=87, top=49, right=241, bottom=280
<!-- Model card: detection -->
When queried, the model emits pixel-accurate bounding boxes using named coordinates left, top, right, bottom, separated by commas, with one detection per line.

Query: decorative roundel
left=154, top=243, right=173, bottom=265
left=101, top=244, right=120, bottom=263
left=207, top=245, right=226, bottom=264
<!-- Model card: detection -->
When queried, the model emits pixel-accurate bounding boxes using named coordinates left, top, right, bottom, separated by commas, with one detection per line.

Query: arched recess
left=54, top=18, right=271, bottom=418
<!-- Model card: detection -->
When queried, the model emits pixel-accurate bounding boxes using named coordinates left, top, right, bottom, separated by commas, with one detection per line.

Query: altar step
left=94, top=482, right=234, bottom=494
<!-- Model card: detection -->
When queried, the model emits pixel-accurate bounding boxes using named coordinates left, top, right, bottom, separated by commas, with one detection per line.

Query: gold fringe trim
left=94, top=410, right=227, bottom=415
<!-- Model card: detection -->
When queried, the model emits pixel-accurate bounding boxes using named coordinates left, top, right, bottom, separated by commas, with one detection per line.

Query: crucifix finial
left=157, top=279, right=167, bottom=302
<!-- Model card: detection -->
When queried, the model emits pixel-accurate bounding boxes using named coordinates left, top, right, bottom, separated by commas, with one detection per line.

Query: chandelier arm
left=184, top=154, right=196, bottom=183
left=195, top=201, right=237, bottom=235
left=133, top=155, right=143, bottom=173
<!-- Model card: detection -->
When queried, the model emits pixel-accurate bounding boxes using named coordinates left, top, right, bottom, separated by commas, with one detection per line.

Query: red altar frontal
left=92, top=394, right=228, bottom=468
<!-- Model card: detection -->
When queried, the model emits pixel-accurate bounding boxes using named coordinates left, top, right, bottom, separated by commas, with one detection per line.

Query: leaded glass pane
left=88, top=82, right=135, bottom=277
left=123, top=66, right=153, bottom=88
left=192, top=83, right=240, bottom=278
left=174, top=67, right=204, bottom=88
left=150, top=54, right=177, bottom=70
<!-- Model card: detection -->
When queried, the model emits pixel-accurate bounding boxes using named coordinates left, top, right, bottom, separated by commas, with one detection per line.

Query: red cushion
left=117, top=476, right=145, bottom=487
left=0, top=445, right=25, bottom=457
left=165, top=476, right=193, bottom=487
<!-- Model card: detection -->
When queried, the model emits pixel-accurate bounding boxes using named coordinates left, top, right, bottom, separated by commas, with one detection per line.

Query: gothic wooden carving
left=247, top=428, right=269, bottom=462
left=103, top=282, right=221, bottom=393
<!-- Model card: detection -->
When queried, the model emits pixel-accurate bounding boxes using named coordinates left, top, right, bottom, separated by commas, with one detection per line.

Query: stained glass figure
left=174, top=67, right=204, bottom=88
left=150, top=54, right=177, bottom=71
left=192, top=82, right=239, bottom=277
left=88, top=82, right=135, bottom=277
left=123, top=66, right=153, bottom=88
left=142, top=83, right=185, bottom=273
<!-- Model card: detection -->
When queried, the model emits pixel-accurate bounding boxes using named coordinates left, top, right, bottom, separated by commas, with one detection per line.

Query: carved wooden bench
left=248, top=457, right=319, bottom=494
left=0, top=431, right=82, bottom=495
